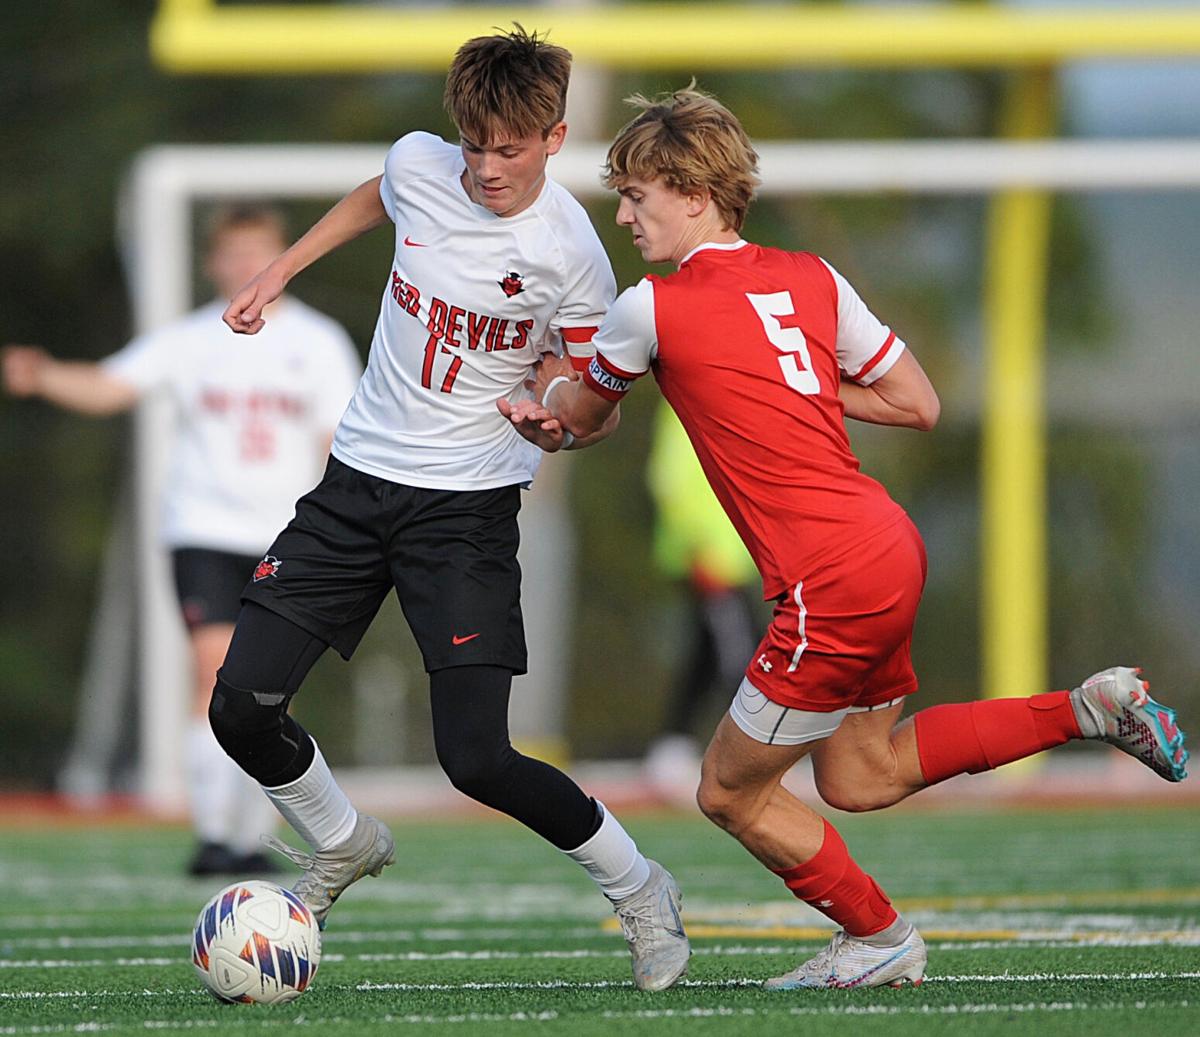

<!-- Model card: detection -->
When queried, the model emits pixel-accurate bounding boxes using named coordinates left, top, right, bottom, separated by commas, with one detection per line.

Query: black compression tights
left=210, top=603, right=326, bottom=786
left=211, top=603, right=600, bottom=851
left=430, top=664, right=601, bottom=851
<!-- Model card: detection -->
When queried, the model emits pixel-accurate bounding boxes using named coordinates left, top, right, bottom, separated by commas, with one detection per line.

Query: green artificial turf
left=1, top=806, right=1197, bottom=1035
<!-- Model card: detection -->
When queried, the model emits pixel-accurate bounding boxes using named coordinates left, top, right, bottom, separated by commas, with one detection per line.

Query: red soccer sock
left=772, top=819, right=897, bottom=937
left=913, top=691, right=1082, bottom=786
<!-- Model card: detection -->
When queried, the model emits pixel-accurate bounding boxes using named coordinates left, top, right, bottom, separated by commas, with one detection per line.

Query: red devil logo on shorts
left=253, top=555, right=282, bottom=582
left=498, top=271, right=525, bottom=298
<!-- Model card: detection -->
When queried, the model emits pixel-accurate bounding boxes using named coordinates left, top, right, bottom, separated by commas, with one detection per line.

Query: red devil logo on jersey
left=498, top=271, right=525, bottom=298
left=253, top=555, right=282, bottom=582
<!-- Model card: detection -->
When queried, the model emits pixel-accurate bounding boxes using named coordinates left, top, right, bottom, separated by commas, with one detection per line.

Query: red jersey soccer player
left=502, top=87, right=1189, bottom=990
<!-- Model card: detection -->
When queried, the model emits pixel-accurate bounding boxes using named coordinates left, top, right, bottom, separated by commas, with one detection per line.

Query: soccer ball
left=191, top=880, right=321, bottom=1004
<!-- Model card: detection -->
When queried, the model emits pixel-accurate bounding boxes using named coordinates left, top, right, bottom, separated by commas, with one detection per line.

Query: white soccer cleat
left=262, top=813, right=395, bottom=928
left=1071, top=666, right=1189, bottom=782
left=612, top=859, right=691, bottom=991
left=764, top=923, right=927, bottom=990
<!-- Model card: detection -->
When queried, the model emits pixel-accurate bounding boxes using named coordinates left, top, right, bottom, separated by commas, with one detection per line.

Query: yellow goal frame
left=149, top=2, right=1200, bottom=701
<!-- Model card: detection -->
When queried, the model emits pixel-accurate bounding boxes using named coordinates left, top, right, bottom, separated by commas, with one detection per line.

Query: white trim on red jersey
left=587, top=243, right=906, bottom=398
left=818, top=259, right=906, bottom=386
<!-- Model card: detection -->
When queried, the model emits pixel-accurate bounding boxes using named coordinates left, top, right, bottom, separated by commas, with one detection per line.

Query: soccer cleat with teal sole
left=1071, top=666, right=1188, bottom=782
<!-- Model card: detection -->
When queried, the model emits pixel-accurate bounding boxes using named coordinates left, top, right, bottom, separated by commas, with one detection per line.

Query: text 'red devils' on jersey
left=587, top=241, right=909, bottom=600
left=332, top=132, right=616, bottom=492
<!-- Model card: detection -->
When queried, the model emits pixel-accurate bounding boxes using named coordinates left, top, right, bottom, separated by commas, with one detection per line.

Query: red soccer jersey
left=586, top=241, right=908, bottom=599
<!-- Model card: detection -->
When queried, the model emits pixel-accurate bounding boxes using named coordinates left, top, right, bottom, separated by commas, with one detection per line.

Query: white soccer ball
left=191, top=880, right=322, bottom=1004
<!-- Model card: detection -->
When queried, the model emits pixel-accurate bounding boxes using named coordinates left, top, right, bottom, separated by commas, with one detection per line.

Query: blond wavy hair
left=444, top=24, right=572, bottom=145
left=204, top=203, right=287, bottom=250
left=603, top=85, right=760, bottom=232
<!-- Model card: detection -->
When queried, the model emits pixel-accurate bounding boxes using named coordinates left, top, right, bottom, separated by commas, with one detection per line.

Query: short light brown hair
left=204, top=203, right=288, bottom=250
left=604, top=86, right=760, bottom=233
left=444, top=24, right=572, bottom=145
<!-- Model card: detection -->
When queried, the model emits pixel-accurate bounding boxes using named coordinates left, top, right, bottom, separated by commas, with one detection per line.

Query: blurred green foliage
left=1, top=2, right=1193, bottom=784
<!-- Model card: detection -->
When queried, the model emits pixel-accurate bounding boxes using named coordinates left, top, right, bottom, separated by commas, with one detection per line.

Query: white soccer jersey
left=103, top=298, right=362, bottom=555
left=331, top=131, right=617, bottom=490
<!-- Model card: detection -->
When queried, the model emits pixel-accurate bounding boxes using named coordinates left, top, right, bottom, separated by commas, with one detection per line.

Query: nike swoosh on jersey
left=451, top=632, right=481, bottom=645
left=404, top=235, right=428, bottom=247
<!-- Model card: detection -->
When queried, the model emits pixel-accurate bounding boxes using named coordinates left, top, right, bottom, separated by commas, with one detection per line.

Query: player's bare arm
left=499, top=353, right=619, bottom=451
left=838, top=350, right=940, bottom=431
left=223, top=176, right=389, bottom=335
left=542, top=377, right=618, bottom=440
left=2, top=344, right=139, bottom=415
left=499, top=387, right=619, bottom=451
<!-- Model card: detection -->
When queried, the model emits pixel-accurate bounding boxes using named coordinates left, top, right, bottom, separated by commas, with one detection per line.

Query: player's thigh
left=189, top=623, right=236, bottom=714
left=810, top=700, right=906, bottom=784
left=389, top=485, right=527, bottom=675
left=704, top=711, right=817, bottom=797
left=242, top=458, right=394, bottom=660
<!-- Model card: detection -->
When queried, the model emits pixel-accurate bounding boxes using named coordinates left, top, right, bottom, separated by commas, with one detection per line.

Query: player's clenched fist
left=1, top=344, right=49, bottom=396
left=223, top=267, right=287, bottom=335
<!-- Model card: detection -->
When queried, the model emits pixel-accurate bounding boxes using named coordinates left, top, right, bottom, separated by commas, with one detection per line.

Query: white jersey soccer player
left=105, top=294, right=360, bottom=872
left=213, top=27, right=691, bottom=993
left=2, top=204, right=363, bottom=877
left=105, top=297, right=362, bottom=554
left=332, top=131, right=615, bottom=489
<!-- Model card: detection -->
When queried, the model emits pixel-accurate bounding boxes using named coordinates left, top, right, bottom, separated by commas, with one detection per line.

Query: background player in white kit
left=213, top=26, right=690, bottom=992
left=1, top=205, right=363, bottom=875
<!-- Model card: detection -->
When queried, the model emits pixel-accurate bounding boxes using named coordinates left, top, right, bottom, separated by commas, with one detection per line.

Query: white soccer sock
left=262, top=741, right=358, bottom=852
left=186, top=720, right=240, bottom=846
left=562, top=801, right=651, bottom=902
left=229, top=770, right=282, bottom=856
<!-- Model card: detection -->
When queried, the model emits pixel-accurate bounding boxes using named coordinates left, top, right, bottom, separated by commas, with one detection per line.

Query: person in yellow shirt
left=644, top=403, right=760, bottom=799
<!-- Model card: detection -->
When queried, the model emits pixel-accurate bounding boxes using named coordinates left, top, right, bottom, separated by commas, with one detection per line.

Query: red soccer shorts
left=743, top=515, right=927, bottom=712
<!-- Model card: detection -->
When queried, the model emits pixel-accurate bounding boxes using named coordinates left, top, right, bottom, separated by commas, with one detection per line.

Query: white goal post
left=108, top=138, right=1200, bottom=813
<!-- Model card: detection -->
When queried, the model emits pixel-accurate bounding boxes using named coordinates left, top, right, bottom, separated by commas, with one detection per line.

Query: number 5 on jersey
left=746, top=291, right=820, bottom=396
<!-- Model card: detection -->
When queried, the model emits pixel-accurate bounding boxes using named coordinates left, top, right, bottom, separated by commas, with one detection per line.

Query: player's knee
left=208, top=673, right=289, bottom=761
left=435, top=733, right=513, bottom=805
left=696, top=769, right=748, bottom=834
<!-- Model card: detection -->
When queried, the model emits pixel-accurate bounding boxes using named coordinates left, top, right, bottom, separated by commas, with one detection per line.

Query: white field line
left=600, top=1001, right=1199, bottom=1021
left=7, top=932, right=1200, bottom=970
left=355, top=972, right=1200, bottom=992
left=3, top=972, right=1200, bottom=1003
left=1, top=1003, right=1197, bottom=1036
left=0, top=1012, right=561, bottom=1035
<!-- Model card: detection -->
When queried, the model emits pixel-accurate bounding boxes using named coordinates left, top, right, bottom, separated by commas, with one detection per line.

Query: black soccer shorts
left=241, top=456, right=527, bottom=674
left=172, top=547, right=263, bottom=629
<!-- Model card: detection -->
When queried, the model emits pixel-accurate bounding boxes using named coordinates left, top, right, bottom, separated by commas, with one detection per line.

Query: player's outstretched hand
left=1, top=344, right=49, bottom=396
left=498, top=397, right=569, bottom=452
left=223, top=268, right=287, bottom=335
